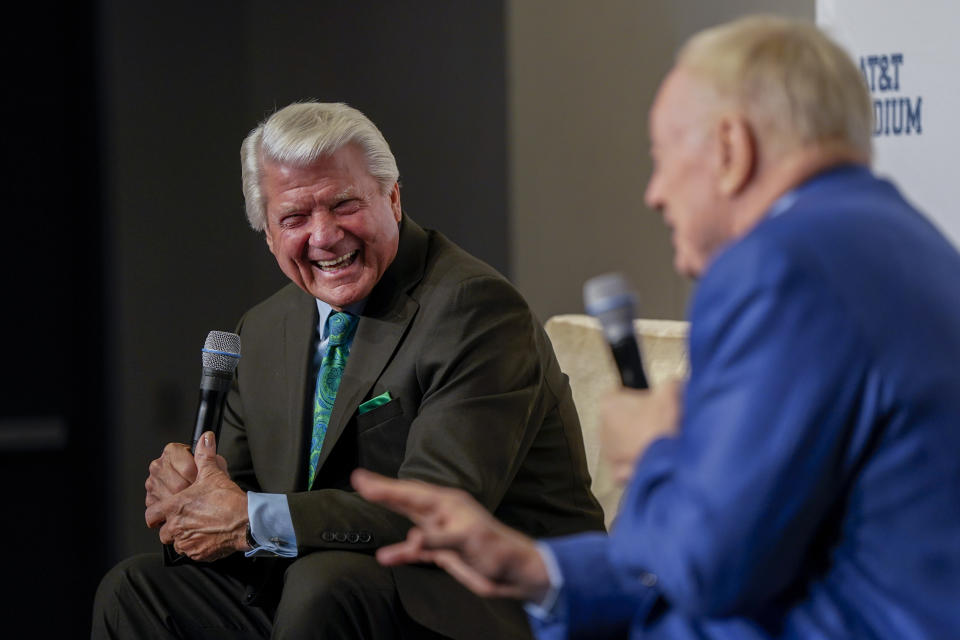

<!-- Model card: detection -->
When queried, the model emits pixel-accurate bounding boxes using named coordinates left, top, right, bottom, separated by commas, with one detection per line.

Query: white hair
left=677, top=15, right=872, bottom=161
left=241, top=102, right=400, bottom=231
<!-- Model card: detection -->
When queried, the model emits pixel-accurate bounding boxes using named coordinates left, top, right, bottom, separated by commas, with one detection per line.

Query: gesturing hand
left=145, top=431, right=249, bottom=562
left=351, top=469, right=551, bottom=603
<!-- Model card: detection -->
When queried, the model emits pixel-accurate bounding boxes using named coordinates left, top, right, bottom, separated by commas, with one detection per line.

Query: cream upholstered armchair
left=544, top=315, right=690, bottom=528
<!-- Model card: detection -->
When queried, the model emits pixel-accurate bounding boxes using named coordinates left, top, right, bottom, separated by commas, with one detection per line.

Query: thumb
left=194, top=431, right=219, bottom=476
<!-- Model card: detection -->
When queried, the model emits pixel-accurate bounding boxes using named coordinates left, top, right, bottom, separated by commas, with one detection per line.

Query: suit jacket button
left=347, top=532, right=360, bottom=543
left=334, top=532, right=347, bottom=543
left=359, top=532, right=372, bottom=543
left=321, top=531, right=335, bottom=542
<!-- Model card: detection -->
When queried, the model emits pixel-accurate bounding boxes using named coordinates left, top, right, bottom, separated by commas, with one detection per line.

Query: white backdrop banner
left=817, top=0, right=959, bottom=247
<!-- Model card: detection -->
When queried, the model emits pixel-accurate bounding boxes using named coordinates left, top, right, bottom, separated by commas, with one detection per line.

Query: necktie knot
left=326, top=312, right=358, bottom=347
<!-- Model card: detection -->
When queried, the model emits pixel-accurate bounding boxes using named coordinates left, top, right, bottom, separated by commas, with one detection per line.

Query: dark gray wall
left=2, top=2, right=105, bottom=635
left=102, top=1, right=508, bottom=560
left=510, top=0, right=815, bottom=323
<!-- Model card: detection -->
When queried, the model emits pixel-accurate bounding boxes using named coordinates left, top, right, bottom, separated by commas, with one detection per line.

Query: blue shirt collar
left=315, top=298, right=367, bottom=338
left=767, top=189, right=799, bottom=219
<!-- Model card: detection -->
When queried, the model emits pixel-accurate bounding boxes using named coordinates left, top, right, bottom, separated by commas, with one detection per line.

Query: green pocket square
left=358, top=391, right=392, bottom=415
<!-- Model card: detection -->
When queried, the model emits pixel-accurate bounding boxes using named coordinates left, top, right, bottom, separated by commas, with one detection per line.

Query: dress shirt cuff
left=523, top=542, right=565, bottom=621
left=244, top=492, right=298, bottom=558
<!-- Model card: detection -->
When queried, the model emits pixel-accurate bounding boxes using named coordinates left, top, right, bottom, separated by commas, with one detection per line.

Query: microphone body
left=584, top=273, right=649, bottom=390
left=192, top=371, right=232, bottom=451
left=608, top=335, right=648, bottom=390
left=191, top=331, right=242, bottom=451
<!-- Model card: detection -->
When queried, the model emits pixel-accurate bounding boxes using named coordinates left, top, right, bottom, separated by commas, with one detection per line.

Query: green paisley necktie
left=308, top=311, right=359, bottom=489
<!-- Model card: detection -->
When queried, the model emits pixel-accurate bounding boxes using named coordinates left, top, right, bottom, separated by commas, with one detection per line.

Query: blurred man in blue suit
left=353, top=15, right=960, bottom=639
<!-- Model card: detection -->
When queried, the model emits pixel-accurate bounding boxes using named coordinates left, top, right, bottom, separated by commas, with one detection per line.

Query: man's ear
left=716, top=114, right=756, bottom=197
left=389, top=182, right=402, bottom=223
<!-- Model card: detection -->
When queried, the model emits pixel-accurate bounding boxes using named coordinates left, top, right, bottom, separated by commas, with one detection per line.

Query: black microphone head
left=201, top=330, right=242, bottom=374
left=583, top=272, right=637, bottom=343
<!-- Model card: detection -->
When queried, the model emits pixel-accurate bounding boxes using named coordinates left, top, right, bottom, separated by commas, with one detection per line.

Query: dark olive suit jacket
left=219, top=216, right=604, bottom=638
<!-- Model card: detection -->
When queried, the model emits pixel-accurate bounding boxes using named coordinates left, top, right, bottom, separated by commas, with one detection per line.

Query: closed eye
left=334, top=199, right=361, bottom=214
left=279, top=213, right=307, bottom=228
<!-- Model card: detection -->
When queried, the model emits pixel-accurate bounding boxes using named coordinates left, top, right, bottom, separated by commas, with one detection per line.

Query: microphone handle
left=191, top=369, right=232, bottom=452
left=610, top=336, right=649, bottom=390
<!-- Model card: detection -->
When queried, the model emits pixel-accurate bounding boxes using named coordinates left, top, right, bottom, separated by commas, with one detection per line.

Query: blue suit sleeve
left=534, top=533, right=660, bottom=639
left=609, top=239, right=871, bottom=618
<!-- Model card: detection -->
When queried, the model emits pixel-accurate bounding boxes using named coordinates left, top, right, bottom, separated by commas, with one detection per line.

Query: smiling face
left=644, top=68, right=737, bottom=279
left=261, top=144, right=402, bottom=309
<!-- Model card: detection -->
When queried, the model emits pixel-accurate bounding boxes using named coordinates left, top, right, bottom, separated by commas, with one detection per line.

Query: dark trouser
left=92, top=551, right=448, bottom=639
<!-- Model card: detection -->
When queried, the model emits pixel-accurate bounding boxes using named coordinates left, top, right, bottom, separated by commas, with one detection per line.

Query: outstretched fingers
left=352, top=468, right=549, bottom=601
left=376, top=528, right=428, bottom=565
left=432, top=549, right=511, bottom=598
left=352, top=469, right=446, bottom=522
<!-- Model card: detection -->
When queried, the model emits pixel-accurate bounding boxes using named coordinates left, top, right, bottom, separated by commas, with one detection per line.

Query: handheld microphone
left=583, top=273, right=648, bottom=389
left=192, top=330, right=242, bottom=452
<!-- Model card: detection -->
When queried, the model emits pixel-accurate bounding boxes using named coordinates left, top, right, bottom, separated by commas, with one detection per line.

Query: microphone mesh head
left=583, top=272, right=637, bottom=344
left=583, top=272, right=635, bottom=316
left=202, top=331, right=242, bottom=374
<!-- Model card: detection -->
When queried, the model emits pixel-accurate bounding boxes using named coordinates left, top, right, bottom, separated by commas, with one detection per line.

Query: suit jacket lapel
left=314, top=216, right=428, bottom=473
left=282, top=290, right=318, bottom=491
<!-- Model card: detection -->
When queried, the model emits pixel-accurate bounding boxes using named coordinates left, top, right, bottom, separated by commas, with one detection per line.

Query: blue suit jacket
left=537, top=166, right=960, bottom=639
